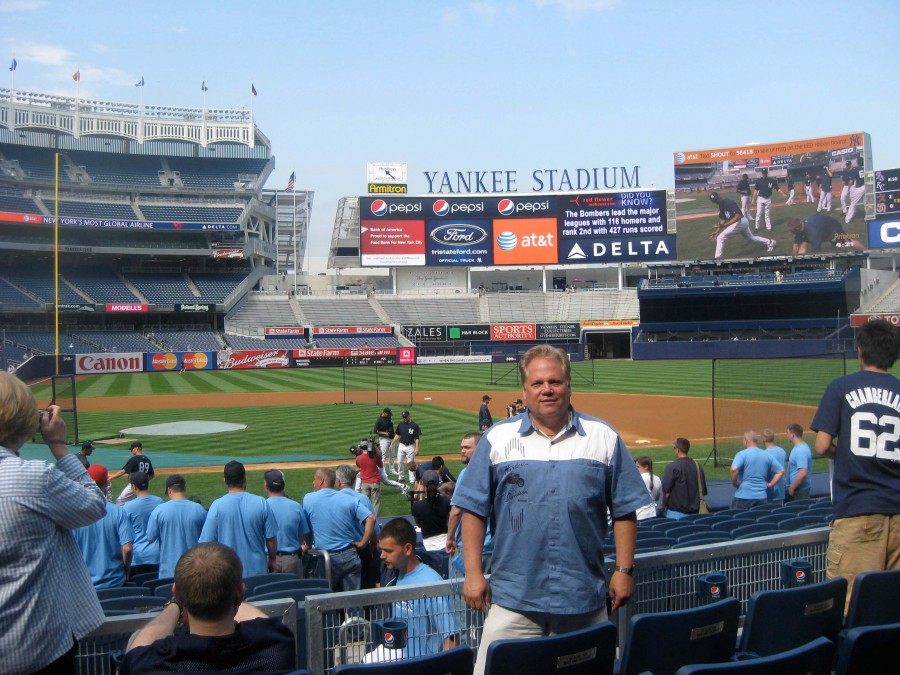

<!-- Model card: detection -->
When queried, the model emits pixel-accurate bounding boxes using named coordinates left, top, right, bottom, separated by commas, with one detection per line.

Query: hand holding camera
left=38, top=405, right=68, bottom=459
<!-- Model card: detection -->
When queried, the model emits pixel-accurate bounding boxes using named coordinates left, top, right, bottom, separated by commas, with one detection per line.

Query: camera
left=37, top=409, right=48, bottom=423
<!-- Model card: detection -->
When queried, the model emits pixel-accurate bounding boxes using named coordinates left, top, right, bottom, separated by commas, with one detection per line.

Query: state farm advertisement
left=312, top=325, right=393, bottom=335
left=215, top=349, right=290, bottom=370
left=264, top=327, right=307, bottom=338
left=77, top=352, right=144, bottom=374
left=491, top=323, right=537, bottom=341
left=145, top=352, right=214, bottom=371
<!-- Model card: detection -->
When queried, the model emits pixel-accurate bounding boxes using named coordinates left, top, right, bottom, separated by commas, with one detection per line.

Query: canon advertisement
left=76, top=352, right=144, bottom=374
left=359, top=191, right=673, bottom=267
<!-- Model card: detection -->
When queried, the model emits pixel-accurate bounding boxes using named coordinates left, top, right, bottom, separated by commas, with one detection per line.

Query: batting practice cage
left=709, top=355, right=849, bottom=466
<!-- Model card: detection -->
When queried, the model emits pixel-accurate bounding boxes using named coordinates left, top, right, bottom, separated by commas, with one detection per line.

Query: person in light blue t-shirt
left=146, top=474, right=206, bottom=579
left=785, top=423, right=813, bottom=501
left=199, top=461, right=277, bottom=578
left=264, top=468, right=310, bottom=576
left=731, top=430, right=785, bottom=510
left=75, top=464, right=134, bottom=588
left=364, top=518, right=459, bottom=663
left=122, top=471, right=163, bottom=577
left=761, top=429, right=788, bottom=504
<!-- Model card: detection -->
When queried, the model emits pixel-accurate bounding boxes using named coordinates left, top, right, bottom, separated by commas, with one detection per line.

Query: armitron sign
left=77, top=352, right=143, bottom=374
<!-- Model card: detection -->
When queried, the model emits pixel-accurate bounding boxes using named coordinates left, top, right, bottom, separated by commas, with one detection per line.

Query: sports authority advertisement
left=359, top=191, right=674, bottom=267
left=77, top=352, right=143, bottom=374
left=673, top=132, right=871, bottom=261
left=216, top=349, right=290, bottom=370
left=145, top=352, right=214, bottom=371
left=868, top=168, right=900, bottom=250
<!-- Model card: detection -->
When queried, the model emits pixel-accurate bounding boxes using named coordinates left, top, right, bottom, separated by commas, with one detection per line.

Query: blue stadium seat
left=99, top=595, right=168, bottom=615
left=619, top=598, right=740, bottom=675
left=252, top=579, right=332, bottom=596
left=834, top=622, right=900, bottom=675
left=674, top=637, right=834, bottom=675
left=738, top=577, right=847, bottom=657
left=484, top=620, right=616, bottom=675
left=241, top=573, right=298, bottom=596
left=844, top=569, right=900, bottom=629
left=332, top=645, right=474, bottom=674
left=95, top=586, right=150, bottom=601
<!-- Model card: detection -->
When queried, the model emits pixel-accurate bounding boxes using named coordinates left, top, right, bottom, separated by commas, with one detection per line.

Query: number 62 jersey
left=811, top=369, right=900, bottom=519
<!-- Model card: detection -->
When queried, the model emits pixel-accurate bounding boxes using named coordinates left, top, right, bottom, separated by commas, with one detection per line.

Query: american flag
left=201, top=80, right=208, bottom=92
left=251, top=83, right=257, bottom=96
left=286, top=171, right=295, bottom=192
left=72, top=69, right=80, bottom=82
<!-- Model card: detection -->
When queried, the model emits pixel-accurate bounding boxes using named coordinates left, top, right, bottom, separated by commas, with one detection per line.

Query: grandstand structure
left=2, top=85, right=899, bottom=373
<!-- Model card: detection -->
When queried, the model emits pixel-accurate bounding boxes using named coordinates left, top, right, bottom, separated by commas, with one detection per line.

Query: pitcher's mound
left=120, top=421, right=247, bottom=436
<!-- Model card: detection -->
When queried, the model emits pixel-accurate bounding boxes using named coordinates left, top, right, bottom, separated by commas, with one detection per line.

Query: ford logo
left=431, top=224, right=488, bottom=247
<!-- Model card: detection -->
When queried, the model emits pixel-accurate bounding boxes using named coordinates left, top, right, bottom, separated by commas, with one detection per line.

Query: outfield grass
left=28, top=358, right=843, bottom=518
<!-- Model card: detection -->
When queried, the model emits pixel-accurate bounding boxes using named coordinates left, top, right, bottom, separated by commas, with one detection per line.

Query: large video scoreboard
left=358, top=191, right=674, bottom=267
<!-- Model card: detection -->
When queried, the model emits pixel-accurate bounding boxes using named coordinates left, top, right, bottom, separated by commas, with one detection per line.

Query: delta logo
left=492, top=218, right=558, bottom=265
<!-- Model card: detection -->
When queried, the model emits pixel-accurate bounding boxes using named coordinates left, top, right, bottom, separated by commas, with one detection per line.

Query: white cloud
left=10, top=40, right=74, bottom=66
left=471, top=2, right=499, bottom=21
left=92, top=43, right=109, bottom=55
left=0, top=0, right=47, bottom=12
left=533, top=0, right=622, bottom=15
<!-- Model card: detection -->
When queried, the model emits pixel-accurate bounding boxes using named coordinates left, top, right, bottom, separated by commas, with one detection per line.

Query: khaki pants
left=827, top=513, right=900, bottom=610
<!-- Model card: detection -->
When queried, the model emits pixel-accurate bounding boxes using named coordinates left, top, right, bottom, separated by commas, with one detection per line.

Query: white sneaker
left=766, top=239, right=776, bottom=253
left=401, top=484, right=409, bottom=496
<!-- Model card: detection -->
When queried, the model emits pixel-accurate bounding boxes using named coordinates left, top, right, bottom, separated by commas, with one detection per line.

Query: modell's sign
left=215, top=349, right=290, bottom=370
left=106, top=303, right=148, bottom=313
left=77, top=352, right=143, bottom=374
left=491, top=323, right=537, bottom=341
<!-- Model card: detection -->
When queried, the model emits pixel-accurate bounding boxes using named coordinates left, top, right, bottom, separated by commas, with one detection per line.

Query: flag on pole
left=72, top=69, right=80, bottom=82
left=201, top=80, right=208, bottom=92
left=251, top=83, right=257, bottom=96
left=135, top=76, right=144, bottom=87
left=286, top=172, right=295, bottom=192
left=9, top=58, right=16, bottom=72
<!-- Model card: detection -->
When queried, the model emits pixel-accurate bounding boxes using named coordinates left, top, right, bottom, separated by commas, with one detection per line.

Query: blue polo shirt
left=199, top=492, right=278, bottom=577
left=788, top=443, right=813, bottom=493
left=123, top=494, right=163, bottom=566
left=764, top=446, right=788, bottom=501
left=395, top=563, right=458, bottom=657
left=303, top=488, right=373, bottom=552
left=74, top=502, right=134, bottom=588
left=146, top=498, right=207, bottom=578
left=733, top=447, right=782, bottom=500
left=453, top=409, right=650, bottom=615
left=267, top=495, right=310, bottom=554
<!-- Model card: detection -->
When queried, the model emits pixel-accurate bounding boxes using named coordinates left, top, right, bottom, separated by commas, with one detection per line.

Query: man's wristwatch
left=613, top=565, right=635, bottom=576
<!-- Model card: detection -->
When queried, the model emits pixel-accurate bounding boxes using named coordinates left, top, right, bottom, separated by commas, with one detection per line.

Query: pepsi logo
left=710, top=586, right=721, bottom=597
left=498, top=198, right=515, bottom=216
left=795, top=570, right=806, bottom=582
left=370, top=200, right=388, bottom=216
left=433, top=200, right=450, bottom=216
left=384, top=632, right=394, bottom=643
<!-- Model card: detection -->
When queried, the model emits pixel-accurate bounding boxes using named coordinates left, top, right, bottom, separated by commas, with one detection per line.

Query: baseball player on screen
left=709, top=192, right=775, bottom=258
left=753, top=168, right=783, bottom=231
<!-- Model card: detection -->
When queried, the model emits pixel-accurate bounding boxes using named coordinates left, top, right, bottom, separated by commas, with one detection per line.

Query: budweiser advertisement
left=76, top=352, right=144, bottom=374
left=215, top=349, right=290, bottom=370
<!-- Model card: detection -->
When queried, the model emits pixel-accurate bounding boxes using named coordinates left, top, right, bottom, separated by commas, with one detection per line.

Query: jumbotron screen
left=672, top=132, right=871, bottom=261
left=358, top=191, right=674, bottom=268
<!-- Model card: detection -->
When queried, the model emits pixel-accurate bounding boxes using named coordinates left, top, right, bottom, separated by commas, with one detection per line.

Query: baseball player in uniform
left=389, top=410, right=422, bottom=484
left=710, top=192, right=775, bottom=258
left=817, top=167, right=834, bottom=213
left=839, top=160, right=854, bottom=214
left=784, top=173, right=796, bottom=205
left=786, top=215, right=864, bottom=254
left=753, top=168, right=783, bottom=231
left=845, top=161, right=866, bottom=223
left=804, top=172, right=814, bottom=203
left=736, top=174, right=753, bottom=220
left=373, top=408, right=398, bottom=475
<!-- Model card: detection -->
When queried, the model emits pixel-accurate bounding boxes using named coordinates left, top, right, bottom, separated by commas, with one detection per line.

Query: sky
left=3, top=0, right=899, bottom=261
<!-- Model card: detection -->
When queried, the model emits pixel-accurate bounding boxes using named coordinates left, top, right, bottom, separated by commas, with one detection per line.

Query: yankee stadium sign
left=422, top=166, right=640, bottom=194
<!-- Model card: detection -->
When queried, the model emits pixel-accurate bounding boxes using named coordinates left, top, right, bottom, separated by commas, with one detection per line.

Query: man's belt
left=276, top=550, right=299, bottom=556
left=327, top=546, right=354, bottom=554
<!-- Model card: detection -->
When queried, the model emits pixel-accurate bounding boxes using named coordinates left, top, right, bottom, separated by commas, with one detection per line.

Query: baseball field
left=25, top=358, right=841, bottom=516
